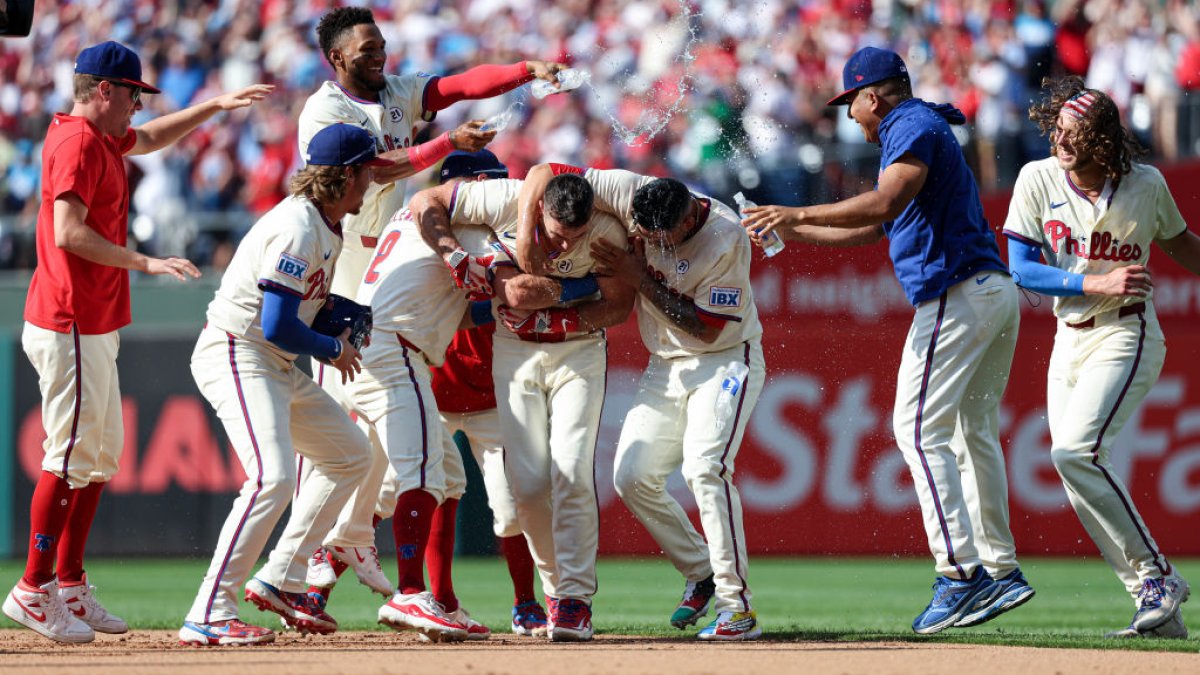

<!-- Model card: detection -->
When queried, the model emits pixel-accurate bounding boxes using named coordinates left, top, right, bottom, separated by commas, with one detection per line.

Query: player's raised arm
left=423, top=60, right=566, bottom=112
left=370, top=120, right=497, bottom=185
left=515, top=163, right=557, bottom=274
left=130, top=84, right=273, bottom=156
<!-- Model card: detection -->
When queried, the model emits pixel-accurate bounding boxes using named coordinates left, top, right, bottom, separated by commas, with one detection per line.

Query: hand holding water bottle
left=714, top=361, right=752, bottom=433
left=530, top=68, right=590, bottom=99
left=734, top=192, right=785, bottom=257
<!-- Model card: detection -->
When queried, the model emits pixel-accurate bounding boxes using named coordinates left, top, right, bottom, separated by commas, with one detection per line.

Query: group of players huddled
left=7, top=5, right=1199, bottom=648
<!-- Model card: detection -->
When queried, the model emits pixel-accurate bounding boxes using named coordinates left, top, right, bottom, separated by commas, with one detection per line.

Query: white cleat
left=3, top=579, right=95, bottom=644
left=378, top=591, right=467, bottom=642
left=328, top=546, right=393, bottom=596
left=417, top=606, right=490, bottom=642
left=305, top=547, right=338, bottom=589
left=59, top=574, right=128, bottom=634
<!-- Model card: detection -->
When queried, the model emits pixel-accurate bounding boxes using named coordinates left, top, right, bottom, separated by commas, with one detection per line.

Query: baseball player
left=414, top=172, right=635, bottom=641
left=518, top=165, right=767, bottom=640
left=741, top=47, right=1034, bottom=634
left=305, top=151, right=545, bottom=638
left=177, top=124, right=384, bottom=646
left=299, top=5, right=565, bottom=416
left=1003, top=79, right=1199, bottom=638
left=2, top=41, right=269, bottom=645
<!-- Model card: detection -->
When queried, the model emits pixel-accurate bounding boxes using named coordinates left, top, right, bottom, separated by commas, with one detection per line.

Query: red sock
left=426, top=499, right=458, bottom=612
left=392, top=490, right=436, bottom=595
left=22, top=472, right=76, bottom=587
left=56, top=481, right=106, bottom=585
left=499, top=534, right=537, bottom=604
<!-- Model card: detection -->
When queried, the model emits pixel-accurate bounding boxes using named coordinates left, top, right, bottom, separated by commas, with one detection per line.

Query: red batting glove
left=498, top=306, right=581, bottom=336
left=445, top=248, right=492, bottom=296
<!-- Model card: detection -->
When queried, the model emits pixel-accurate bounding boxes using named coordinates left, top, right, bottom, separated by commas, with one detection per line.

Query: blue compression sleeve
left=261, top=288, right=342, bottom=360
left=470, top=300, right=495, bottom=326
left=559, top=274, right=600, bottom=303
left=1006, top=237, right=1085, bottom=296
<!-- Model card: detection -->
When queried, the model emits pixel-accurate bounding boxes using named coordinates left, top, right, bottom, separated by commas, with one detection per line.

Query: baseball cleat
left=1106, top=606, right=1188, bottom=639
left=179, top=619, right=276, bottom=646
left=547, top=597, right=593, bottom=642
left=511, top=600, right=549, bottom=636
left=59, top=574, right=128, bottom=634
left=911, top=566, right=997, bottom=635
left=328, top=545, right=393, bottom=597
left=305, top=547, right=339, bottom=589
left=244, top=577, right=338, bottom=635
left=418, top=606, right=490, bottom=642
left=1131, top=575, right=1190, bottom=632
left=954, top=568, right=1035, bottom=628
left=697, top=610, right=761, bottom=641
left=3, top=579, right=95, bottom=644
left=378, top=591, right=468, bottom=642
left=670, top=574, right=716, bottom=629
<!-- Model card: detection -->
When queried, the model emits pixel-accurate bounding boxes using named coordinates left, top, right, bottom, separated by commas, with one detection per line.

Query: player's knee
left=508, top=477, right=551, bottom=505
left=258, top=474, right=298, bottom=507
left=1050, top=443, right=1090, bottom=474
left=681, top=456, right=722, bottom=487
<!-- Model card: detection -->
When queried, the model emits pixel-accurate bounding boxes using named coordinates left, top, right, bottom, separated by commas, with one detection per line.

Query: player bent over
left=520, top=166, right=766, bottom=640
left=4, top=41, right=269, bottom=644
left=418, top=173, right=635, bottom=641
left=1004, top=79, right=1200, bottom=638
left=178, top=124, right=384, bottom=646
left=741, top=47, right=1034, bottom=634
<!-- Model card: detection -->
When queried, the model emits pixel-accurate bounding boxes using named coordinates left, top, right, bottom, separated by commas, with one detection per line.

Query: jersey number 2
left=363, top=230, right=401, bottom=285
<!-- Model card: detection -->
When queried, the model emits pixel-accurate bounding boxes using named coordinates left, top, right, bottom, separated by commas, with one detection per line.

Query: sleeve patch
left=276, top=252, right=310, bottom=281
left=708, top=287, right=743, bottom=308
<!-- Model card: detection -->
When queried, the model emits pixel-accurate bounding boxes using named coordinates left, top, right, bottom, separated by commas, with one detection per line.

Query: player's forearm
left=55, top=218, right=151, bottom=272
left=131, top=98, right=224, bottom=155
left=494, top=273, right=561, bottom=310
left=516, top=164, right=554, bottom=271
left=261, top=289, right=341, bottom=359
left=636, top=273, right=720, bottom=342
left=784, top=191, right=900, bottom=232
left=424, top=62, right=532, bottom=111
left=373, top=133, right=456, bottom=184
left=1157, top=230, right=1200, bottom=276
left=790, top=223, right=884, bottom=247
left=411, top=189, right=463, bottom=260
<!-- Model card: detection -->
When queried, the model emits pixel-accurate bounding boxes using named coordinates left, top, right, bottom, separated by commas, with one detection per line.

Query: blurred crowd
left=2, top=0, right=1200, bottom=270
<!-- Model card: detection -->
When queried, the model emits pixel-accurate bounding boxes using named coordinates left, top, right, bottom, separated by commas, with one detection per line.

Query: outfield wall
left=3, top=162, right=1200, bottom=559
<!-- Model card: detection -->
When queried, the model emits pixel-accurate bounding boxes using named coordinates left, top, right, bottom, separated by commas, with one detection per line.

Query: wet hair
left=1029, top=76, right=1145, bottom=180
left=632, top=178, right=691, bottom=232
left=317, top=7, right=376, bottom=67
left=543, top=174, right=594, bottom=228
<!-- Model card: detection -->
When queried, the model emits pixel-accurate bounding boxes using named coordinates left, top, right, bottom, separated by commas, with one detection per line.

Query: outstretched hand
left=590, top=237, right=645, bottom=286
left=145, top=256, right=201, bottom=282
left=449, top=120, right=498, bottom=152
left=741, top=205, right=798, bottom=244
left=526, top=61, right=568, bottom=84
left=212, top=84, right=274, bottom=111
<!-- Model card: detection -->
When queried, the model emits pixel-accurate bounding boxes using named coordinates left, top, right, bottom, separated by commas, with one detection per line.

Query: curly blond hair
left=289, top=165, right=352, bottom=205
left=1028, top=76, right=1145, bottom=181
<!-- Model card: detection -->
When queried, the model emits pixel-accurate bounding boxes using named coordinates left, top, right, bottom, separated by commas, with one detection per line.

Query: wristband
left=470, top=300, right=495, bottom=326
left=559, top=274, right=600, bottom=303
left=407, top=132, right=456, bottom=172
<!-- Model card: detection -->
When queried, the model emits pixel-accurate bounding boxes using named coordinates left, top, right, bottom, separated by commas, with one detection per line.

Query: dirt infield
left=0, top=630, right=1196, bottom=675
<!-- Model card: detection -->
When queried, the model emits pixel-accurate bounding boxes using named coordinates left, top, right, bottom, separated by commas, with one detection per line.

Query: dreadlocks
left=1028, top=76, right=1145, bottom=181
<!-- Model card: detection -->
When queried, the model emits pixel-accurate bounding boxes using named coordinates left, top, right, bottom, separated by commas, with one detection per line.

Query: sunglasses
left=103, top=79, right=142, bottom=104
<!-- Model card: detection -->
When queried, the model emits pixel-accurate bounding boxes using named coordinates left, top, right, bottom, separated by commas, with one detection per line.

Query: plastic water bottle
left=713, top=361, right=751, bottom=433
left=480, top=108, right=514, bottom=133
left=530, top=68, right=590, bottom=99
left=733, top=192, right=785, bottom=257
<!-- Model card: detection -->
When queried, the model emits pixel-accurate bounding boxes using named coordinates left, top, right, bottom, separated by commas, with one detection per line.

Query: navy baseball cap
left=827, top=47, right=909, bottom=106
left=305, top=124, right=393, bottom=167
left=439, top=149, right=509, bottom=183
left=75, top=41, right=161, bottom=94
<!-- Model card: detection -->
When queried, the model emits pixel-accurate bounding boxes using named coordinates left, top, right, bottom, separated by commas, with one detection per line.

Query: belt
left=360, top=235, right=378, bottom=248
left=517, top=332, right=567, bottom=344
left=396, top=333, right=422, bottom=353
left=1066, top=302, right=1145, bottom=329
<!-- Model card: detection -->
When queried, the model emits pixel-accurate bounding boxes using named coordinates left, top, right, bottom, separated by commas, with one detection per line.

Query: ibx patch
left=709, top=286, right=742, bottom=308
left=276, top=252, right=309, bottom=281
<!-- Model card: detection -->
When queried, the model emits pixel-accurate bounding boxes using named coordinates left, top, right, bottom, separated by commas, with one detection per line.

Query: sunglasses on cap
left=102, top=79, right=142, bottom=104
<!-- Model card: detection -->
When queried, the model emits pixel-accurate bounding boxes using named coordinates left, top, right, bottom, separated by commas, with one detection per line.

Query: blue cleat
left=954, top=568, right=1036, bottom=628
left=911, top=566, right=996, bottom=635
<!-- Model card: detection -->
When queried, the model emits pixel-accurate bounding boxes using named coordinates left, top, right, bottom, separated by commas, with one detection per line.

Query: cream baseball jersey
left=1003, top=157, right=1188, bottom=324
left=355, top=207, right=494, bottom=366
left=205, top=196, right=341, bottom=359
left=448, top=178, right=628, bottom=341
left=298, top=74, right=435, bottom=238
left=582, top=168, right=763, bottom=358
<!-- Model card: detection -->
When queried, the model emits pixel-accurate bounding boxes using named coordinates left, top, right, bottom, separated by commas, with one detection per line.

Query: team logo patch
left=389, top=107, right=403, bottom=122
left=709, top=287, right=742, bottom=308
left=557, top=259, right=573, bottom=274
left=276, top=252, right=309, bottom=280
left=33, top=533, right=54, bottom=552
left=676, top=259, right=690, bottom=274
left=398, top=544, right=418, bottom=560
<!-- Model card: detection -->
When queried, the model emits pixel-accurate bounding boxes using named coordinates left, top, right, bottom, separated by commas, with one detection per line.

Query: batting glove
left=445, top=248, right=492, bottom=296
left=498, top=306, right=581, bottom=336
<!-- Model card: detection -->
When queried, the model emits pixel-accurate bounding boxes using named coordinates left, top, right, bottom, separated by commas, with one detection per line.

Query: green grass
left=1, top=557, right=1197, bottom=652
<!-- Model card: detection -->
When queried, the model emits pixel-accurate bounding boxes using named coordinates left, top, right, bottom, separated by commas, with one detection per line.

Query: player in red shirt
left=3, top=41, right=271, bottom=644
